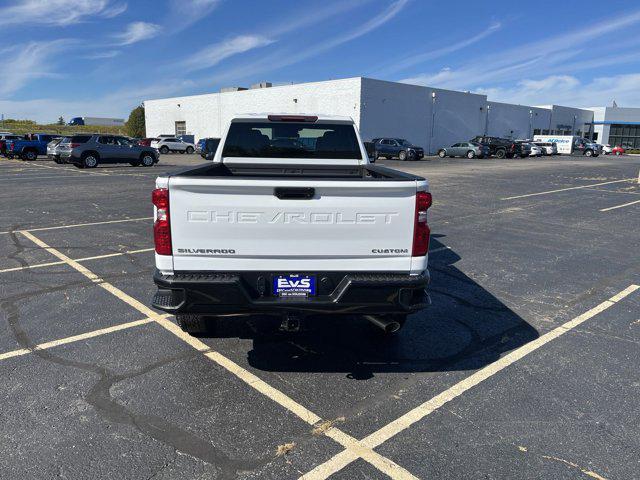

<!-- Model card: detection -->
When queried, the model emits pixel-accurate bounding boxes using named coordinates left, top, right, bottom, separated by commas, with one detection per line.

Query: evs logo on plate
left=274, top=274, right=316, bottom=297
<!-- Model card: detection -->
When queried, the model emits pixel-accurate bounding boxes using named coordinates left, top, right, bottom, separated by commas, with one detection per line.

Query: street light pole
left=429, top=92, right=436, bottom=155
left=572, top=115, right=577, bottom=136
left=529, top=109, right=533, bottom=139
left=485, top=105, right=491, bottom=135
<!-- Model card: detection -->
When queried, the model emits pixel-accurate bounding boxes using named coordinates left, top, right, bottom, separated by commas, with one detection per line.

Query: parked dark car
left=470, top=136, right=512, bottom=158
left=513, top=141, right=533, bottom=158
left=371, top=138, right=424, bottom=161
left=470, top=136, right=533, bottom=158
left=197, top=137, right=221, bottom=159
left=61, top=134, right=159, bottom=168
left=437, top=142, right=490, bottom=159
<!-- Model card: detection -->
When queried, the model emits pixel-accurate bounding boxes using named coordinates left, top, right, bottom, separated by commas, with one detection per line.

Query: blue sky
left=2, top=0, right=640, bottom=123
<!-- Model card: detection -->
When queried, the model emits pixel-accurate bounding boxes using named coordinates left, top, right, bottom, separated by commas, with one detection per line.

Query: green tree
left=125, top=105, right=145, bottom=138
left=57, top=116, right=65, bottom=125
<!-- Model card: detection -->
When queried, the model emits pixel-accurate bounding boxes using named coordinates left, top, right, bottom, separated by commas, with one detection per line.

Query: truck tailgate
left=168, top=177, right=418, bottom=272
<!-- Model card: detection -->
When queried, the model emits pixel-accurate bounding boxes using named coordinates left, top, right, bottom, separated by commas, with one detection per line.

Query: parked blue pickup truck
left=5, top=134, right=56, bottom=160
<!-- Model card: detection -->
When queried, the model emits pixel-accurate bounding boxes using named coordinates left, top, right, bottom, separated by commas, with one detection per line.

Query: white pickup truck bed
left=151, top=114, right=431, bottom=334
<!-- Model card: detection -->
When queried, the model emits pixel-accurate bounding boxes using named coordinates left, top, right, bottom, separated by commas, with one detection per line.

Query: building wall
left=144, top=76, right=604, bottom=153
left=144, top=78, right=362, bottom=141
left=359, top=78, right=430, bottom=149
left=427, top=87, right=486, bottom=153
left=360, top=78, right=487, bottom=153
left=597, top=107, right=640, bottom=147
left=547, top=105, right=594, bottom=137
left=486, top=102, right=551, bottom=139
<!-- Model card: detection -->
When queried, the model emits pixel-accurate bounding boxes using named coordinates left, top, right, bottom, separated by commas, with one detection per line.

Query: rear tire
left=186, top=147, right=194, bottom=154
left=399, top=150, right=407, bottom=161
left=159, top=146, right=169, bottom=154
left=82, top=153, right=99, bottom=168
left=437, top=150, right=446, bottom=158
left=496, top=149, right=506, bottom=159
left=466, top=150, right=476, bottom=159
left=176, top=314, right=213, bottom=335
left=140, top=153, right=155, bottom=167
left=585, top=149, right=593, bottom=157
left=23, top=150, right=37, bottom=161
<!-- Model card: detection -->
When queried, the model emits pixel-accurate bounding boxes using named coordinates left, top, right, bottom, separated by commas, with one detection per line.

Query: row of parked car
left=437, top=136, right=559, bottom=159
left=0, top=132, right=159, bottom=168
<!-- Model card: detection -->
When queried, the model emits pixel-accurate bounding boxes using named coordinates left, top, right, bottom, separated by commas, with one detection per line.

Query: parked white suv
left=151, top=114, right=432, bottom=336
left=151, top=137, right=195, bottom=154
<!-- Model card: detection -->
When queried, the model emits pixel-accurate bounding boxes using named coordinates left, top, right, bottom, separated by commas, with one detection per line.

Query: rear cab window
left=222, top=121, right=362, bottom=160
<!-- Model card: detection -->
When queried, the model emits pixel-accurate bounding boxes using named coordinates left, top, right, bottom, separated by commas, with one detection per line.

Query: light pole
left=428, top=92, right=436, bottom=155
left=572, top=114, right=577, bottom=136
left=528, top=109, right=533, bottom=139
left=484, top=105, right=491, bottom=135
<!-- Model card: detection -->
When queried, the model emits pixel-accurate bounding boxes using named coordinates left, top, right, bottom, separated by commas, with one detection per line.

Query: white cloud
left=0, top=78, right=197, bottom=123
left=208, top=0, right=410, bottom=85
left=381, top=21, right=502, bottom=75
left=476, top=74, right=640, bottom=107
left=181, top=35, right=274, bottom=72
left=399, top=8, right=640, bottom=93
left=0, top=0, right=127, bottom=27
left=83, top=50, right=121, bottom=59
left=113, top=22, right=161, bottom=45
left=0, top=40, right=76, bottom=97
left=166, top=0, right=221, bottom=32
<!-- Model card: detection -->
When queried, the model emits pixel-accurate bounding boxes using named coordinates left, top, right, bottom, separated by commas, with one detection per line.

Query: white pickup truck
left=151, top=114, right=432, bottom=335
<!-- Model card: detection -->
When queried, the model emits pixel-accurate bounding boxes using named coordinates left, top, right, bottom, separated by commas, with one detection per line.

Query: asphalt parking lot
left=1, top=153, right=639, bottom=479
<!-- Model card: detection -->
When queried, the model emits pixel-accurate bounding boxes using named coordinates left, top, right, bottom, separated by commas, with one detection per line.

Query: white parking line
left=301, top=284, right=639, bottom=479
left=24, top=162, right=111, bottom=176
left=0, top=314, right=166, bottom=361
left=0, top=216, right=152, bottom=235
left=599, top=199, right=640, bottom=212
left=19, top=230, right=418, bottom=480
left=502, top=178, right=635, bottom=200
left=0, top=247, right=153, bottom=274
left=0, top=174, right=103, bottom=182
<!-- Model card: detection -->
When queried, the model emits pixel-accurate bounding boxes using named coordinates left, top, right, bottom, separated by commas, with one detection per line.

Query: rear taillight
left=69, top=143, right=80, bottom=148
left=412, top=191, right=432, bottom=257
left=9, top=143, right=14, bottom=151
left=152, top=188, right=171, bottom=255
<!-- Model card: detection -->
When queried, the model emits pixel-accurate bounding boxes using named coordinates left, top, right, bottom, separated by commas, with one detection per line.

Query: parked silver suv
left=63, top=134, right=159, bottom=168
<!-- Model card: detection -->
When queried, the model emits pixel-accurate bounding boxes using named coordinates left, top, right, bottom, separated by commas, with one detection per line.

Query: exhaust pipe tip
left=364, top=315, right=402, bottom=334
left=385, top=321, right=401, bottom=334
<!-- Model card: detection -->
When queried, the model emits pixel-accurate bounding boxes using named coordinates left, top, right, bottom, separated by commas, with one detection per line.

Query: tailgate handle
left=274, top=187, right=315, bottom=200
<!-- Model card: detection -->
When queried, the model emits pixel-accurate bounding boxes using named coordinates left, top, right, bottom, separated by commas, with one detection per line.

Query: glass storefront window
left=608, top=124, right=640, bottom=148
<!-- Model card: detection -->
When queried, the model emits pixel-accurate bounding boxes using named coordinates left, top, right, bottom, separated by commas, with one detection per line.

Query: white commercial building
left=144, top=77, right=596, bottom=154
left=591, top=106, right=640, bottom=148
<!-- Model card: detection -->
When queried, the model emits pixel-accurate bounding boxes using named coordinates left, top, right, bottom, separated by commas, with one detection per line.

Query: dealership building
left=590, top=106, right=640, bottom=148
left=144, top=77, right=611, bottom=153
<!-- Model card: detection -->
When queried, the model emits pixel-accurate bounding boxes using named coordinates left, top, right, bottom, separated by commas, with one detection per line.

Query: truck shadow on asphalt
left=212, top=236, right=539, bottom=377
